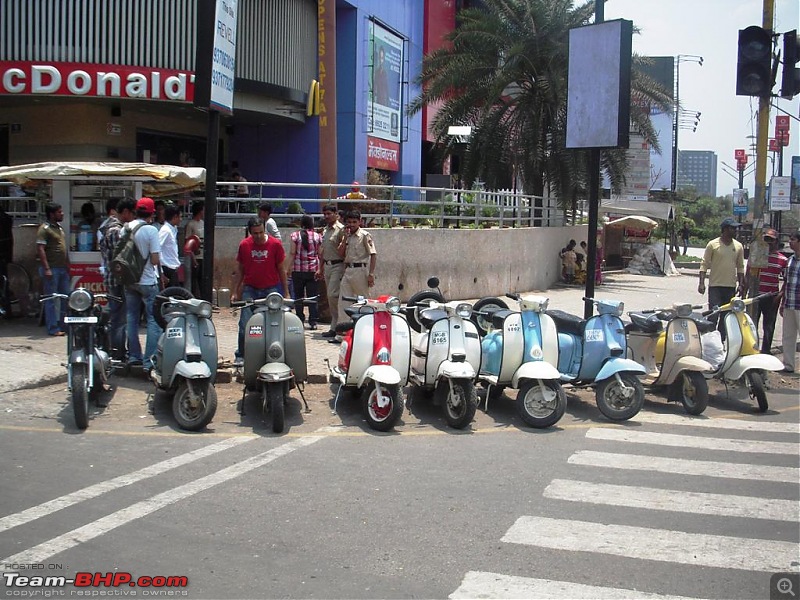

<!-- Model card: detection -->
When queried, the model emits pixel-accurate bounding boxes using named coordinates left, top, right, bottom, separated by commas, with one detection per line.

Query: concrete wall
left=14, top=224, right=588, bottom=301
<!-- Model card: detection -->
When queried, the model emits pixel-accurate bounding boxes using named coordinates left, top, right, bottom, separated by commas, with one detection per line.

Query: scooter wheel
left=669, top=371, right=708, bottom=415
left=595, top=373, right=644, bottom=421
left=471, top=297, right=509, bottom=336
left=173, top=380, right=217, bottom=431
left=71, top=364, right=90, bottom=430
left=516, top=379, right=566, bottom=428
left=436, top=378, right=477, bottom=429
left=747, top=370, right=768, bottom=412
left=405, top=290, right=445, bottom=333
left=364, top=382, right=404, bottom=431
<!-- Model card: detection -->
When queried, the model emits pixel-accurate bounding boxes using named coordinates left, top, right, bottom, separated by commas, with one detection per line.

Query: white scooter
left=406, top=277, right=481, bottom=429
left=702, top=294, right=784, bottom=412
left=626, top=302, right=714, bottom=415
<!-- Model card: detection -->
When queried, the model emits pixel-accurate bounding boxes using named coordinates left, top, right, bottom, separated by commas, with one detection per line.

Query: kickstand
left=238, top=388, right=247, bottom=416
left=297, top=381, right=310, bottom=412
left=332, top=383, right=343, bottom=415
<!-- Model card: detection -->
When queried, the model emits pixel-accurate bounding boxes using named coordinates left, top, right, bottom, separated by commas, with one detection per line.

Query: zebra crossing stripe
left=586, top=428, right=799, bottom=455
left=544, top=479, right=799, bottom=522
left=568, top=450, right=799, bottom=483
left=502, top=516, right=800, bottom=573
left=450, top=571, right=699, bottom=599
left=632, top=413, right=800, bottom=434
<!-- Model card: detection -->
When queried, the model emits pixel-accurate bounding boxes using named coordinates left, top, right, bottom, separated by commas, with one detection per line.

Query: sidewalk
left=0, top=270, right=792, bottom=393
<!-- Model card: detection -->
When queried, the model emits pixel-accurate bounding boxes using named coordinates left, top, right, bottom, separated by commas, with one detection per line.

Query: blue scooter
left=472, top=293, right=566, bottom=428
left=546, top=297, right=645, bottom=421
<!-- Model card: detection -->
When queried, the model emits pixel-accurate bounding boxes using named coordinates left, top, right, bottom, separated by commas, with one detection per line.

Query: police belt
left=324, top=259, right=343, bottom=265
left=346, top=262, right=367, bottom=268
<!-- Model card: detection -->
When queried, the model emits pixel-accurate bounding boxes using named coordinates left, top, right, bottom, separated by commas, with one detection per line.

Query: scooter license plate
left=672, top=332, right=686, bottom=343
left=64, top=316, right=98, bottom=324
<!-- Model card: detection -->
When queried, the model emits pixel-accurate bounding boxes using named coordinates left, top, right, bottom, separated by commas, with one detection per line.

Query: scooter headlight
left=731, top=299, right=745, bottom=313
left=455, top=303, right=473, bottom=319
left=68, top=288, right=93, bottom=312
left=197, top=301, right=213, bottom=319
left=267, top=293, right=284, bottom=310
left=385, top=297, right=401, bottom=313
left=268, top=341, right=283, bottom=360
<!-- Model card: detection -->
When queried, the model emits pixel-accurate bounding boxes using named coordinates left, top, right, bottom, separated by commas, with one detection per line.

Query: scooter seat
left=420, top=308, right=447, bottom=330
left=690, top=313, right=716, bottom=333
left=546, top=309, right=586, bottom=337
left=626, top=312, right=663, bottom=334
left=491, top=309, right=514, bottom=330
left=335, top=321, right=355, bottom=334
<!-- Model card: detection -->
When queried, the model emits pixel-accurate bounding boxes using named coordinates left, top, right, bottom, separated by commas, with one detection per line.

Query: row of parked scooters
left=44, top=276, right=784, bottom=433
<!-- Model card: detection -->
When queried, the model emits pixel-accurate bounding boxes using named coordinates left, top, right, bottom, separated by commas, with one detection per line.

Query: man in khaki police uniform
left=336, top=210, right=377, bottom=331
left=316, top=204, right=345, bottom=338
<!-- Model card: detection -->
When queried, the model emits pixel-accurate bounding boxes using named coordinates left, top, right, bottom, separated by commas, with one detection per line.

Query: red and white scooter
left=325, top=294, right=411, bottom=431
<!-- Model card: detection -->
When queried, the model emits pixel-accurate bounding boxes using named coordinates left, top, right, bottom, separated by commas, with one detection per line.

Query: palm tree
left=408, top=0, right=673, bottom=211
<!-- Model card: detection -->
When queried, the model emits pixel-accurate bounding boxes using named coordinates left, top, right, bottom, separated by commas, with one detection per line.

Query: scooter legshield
left=722, top=353, right=784, bottom=381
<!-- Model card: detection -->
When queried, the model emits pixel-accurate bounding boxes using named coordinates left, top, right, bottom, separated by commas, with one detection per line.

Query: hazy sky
left=604, top=0, right=799, bottom=197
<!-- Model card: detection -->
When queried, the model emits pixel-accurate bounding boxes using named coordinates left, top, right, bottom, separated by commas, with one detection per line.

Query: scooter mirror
left=427, top=277, right=440, bottom=289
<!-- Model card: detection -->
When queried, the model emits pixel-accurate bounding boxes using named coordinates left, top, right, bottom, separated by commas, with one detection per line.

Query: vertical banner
left=194, top=0, right=237, bottom=114
left=639, top=57, right=675, bottom=191
left=733, top=188, right=748, bottom=214
left=368, top=20, right=403, bottom=144
left=318, top=0, right=337, bottom=187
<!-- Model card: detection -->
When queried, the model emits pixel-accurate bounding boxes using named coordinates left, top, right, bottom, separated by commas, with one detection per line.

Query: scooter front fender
left=662, top=356, right=713, bottom=385
left=173, top=360, right=212, bottom=381
left=359, top=365, right=401, bottom=388
left=511, top=361, right=561, bottom=388
left=723, top=353, right=784, bottom=380
left=596, top=357, right=646, bottom=382
left=436, top=360, right=476, bottom=381
left=258, top=362, right=293, bottom=383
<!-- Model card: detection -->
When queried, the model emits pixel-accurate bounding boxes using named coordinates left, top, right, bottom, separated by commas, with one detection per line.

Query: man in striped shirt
left=779, top=230, right=800, bottom=373
left=748, top=228, right=788, bottom=354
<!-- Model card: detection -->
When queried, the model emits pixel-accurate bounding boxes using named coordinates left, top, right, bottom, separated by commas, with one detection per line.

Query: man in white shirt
left=258, top=203, right=281, bottom=240
left=158, top=205, right=182, bottom=288
left=124, top=197, right=163, bottom=371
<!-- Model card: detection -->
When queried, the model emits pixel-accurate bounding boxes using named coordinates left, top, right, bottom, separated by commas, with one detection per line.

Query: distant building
left=677, top=150, right=718, bottom=197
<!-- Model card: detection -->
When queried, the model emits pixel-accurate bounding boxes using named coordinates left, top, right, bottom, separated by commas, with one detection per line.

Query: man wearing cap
left=747, top=228, right=788, bottom=354
left=699, top=217, right=745, bottom=339
left=124, top=197, right=164, bottom=371
left=779, top=230, right=800, bottom=373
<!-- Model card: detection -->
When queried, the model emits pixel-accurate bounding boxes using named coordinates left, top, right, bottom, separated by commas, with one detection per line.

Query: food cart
left=0, top=162, right=204, bottom=295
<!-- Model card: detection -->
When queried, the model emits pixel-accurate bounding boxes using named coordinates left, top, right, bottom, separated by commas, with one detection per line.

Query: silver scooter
left=151, top=287, right=218, bottom=431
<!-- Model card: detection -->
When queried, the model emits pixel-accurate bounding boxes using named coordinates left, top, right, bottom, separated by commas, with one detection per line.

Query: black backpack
left=111, top=222, right=147, bottom=286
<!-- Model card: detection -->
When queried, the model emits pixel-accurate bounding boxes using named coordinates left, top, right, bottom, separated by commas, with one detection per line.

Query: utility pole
left=753, top=0, right=774, bottom=221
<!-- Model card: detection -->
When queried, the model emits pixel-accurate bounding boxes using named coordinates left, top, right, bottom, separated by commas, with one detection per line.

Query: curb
left=1, top=372, right=68, bottom=394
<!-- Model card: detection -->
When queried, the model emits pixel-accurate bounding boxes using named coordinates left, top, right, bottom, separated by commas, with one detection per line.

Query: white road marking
left=0, top=435, right=257, bottom=534
left=450, top=571, right=699, bottom=599
left=632, top=413, right=800, bottom=434
left=586, top=428, right=799, bottom=455
left=1, top=435, right=323, bottom=565
left=502, top=516, right=800, bottom=573
left=568, top=450, right=799, bottom=483
left=544, top=479, right=799, bottom=522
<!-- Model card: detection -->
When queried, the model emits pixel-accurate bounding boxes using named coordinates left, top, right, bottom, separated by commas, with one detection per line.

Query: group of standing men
left=698, top=217, right=799, bottom=373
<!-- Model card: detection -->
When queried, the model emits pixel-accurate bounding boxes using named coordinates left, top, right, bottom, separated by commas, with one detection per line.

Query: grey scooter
left=150, top=287, right=218, bottom=431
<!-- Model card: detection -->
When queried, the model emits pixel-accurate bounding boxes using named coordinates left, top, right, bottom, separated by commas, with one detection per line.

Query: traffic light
left=736, top=26, right=774, bottom=97
left=780, top=29, right=800, bottom=98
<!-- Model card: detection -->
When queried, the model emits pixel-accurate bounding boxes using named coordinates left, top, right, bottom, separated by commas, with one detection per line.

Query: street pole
left=753, top=0, right=774, bottom=222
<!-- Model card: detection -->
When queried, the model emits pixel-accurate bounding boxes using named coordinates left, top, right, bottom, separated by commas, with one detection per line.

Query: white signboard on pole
left=769, top=176, right=792, bottom=211
left=210, top=0, right=237, bottom=114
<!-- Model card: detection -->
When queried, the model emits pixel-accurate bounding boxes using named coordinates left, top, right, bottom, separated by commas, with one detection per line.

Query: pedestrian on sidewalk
left=779, top=230, right=800, bottom=373
left=36, top=203, right=70, bottom=336
left=317, top=204, right=345, bottom=338
left=258, top=203, right=281, bottom=240
left=681, top=223, right=691, bottom=256
left=747, top=228, right=787, bottom=354
left=158, top=205, right=183, bottom=288
left=232, top=218, right=289, bottom=366
left=698, top=217, right=745, bottom=340
left=287, top=214, right=322, bottom=329
left=185, top=201, right=204, bottom=298
left=336, top=210, right=377, bottom=335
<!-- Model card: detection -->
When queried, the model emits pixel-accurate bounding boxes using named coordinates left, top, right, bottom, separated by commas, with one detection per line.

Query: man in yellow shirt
left=698, top=217, right=745, bottom=339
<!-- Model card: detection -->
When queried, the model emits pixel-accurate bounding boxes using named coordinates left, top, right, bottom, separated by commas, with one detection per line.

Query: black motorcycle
left=42, top=289, right=117, bottom=429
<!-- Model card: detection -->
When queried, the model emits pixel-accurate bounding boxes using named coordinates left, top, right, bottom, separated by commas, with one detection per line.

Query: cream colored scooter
left=626, top=302, right=714, bottom=415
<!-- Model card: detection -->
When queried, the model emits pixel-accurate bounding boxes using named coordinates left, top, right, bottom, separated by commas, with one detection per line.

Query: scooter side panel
left=463, top=320, right=482, bottom=375
left=411, top=330, right=428, bottom=376
left=390, top=313, right=411, bottom=386
left=284, top=310, right=307, bottom=381
left=243, top=312, right=266, bottom=390
left=499, top=313, right=524, bottom=383
left=556, top=332, right=581, bottom=377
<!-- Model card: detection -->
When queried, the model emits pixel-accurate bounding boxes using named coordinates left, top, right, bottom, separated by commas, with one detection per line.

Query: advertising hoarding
left=368, top=20, right=403, bottom=145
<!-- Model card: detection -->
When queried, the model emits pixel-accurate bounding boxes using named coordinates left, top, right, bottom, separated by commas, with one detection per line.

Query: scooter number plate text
left=672, top=332, right=686, bottom=343
left=64, top=316, right=97, bottom=324
left=431, top=331, right=448, bottom=345
left=585, top=329, right=604, bottom=342
left=167, top=327, right=183, bottom=339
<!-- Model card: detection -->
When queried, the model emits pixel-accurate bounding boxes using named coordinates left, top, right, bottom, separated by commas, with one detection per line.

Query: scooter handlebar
left=342, top=295, right=358, bottom=302
left=506, top=292, right=521, bottom=301
left=40, top=293, right=69, bottom=302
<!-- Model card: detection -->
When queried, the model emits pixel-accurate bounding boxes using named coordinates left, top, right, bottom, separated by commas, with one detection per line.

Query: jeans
left=107, top=283, right=127, bottom=360
left=40, top=266, right=70, bottom=334
left=291, top=271, right=319, bottom=324
left=708, top=286, right=737, bottom=342
left=125, top=284, right=162, bottom=368
left=236, top=285, right=282, bottom=359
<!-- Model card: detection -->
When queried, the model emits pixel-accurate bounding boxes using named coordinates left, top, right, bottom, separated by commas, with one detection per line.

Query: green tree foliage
left=408, top=0, right=673, bottom=207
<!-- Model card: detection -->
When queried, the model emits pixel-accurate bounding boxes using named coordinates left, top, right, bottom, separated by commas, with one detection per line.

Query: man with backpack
left=121, top=197, right=163, bottom=372
left=98, top=198, right=135, bottom=361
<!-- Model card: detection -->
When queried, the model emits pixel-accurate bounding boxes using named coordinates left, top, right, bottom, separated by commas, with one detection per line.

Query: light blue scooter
left=546, top=297, right=646, bottom=421
left=472, top=293, right=567, bottom=428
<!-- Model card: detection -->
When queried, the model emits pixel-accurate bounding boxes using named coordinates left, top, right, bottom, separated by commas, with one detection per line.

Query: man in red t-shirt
left=232, top=218, right=289, bottom=365
left=749, top=228, right=788, bottom=354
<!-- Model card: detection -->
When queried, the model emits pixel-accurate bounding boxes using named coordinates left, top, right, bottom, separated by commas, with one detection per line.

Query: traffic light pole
left=753, top=0, right=774, bottom=221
